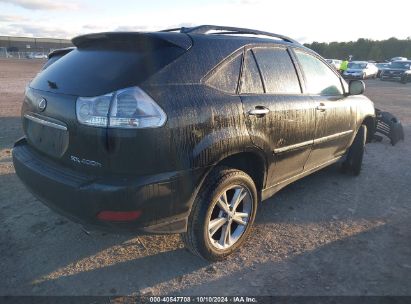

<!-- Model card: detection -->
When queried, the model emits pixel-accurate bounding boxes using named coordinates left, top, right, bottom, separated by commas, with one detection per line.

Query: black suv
left=13, top=25, right=376, bottom=261
left=380, top=60, right=411, bottom=83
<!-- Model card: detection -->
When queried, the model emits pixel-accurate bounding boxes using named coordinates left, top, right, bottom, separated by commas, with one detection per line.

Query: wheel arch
left=362, top=115, right=376, bottom=142
left=215, top=150, right=267, bottom=195
left=188, top=149, right=268, bottom=211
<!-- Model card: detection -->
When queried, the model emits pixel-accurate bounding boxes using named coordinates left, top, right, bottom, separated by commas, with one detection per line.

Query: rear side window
left=294, top=50, right=343, bottom=96
left=252, top=47, right=301, bottom=94
left=206, top=53, right=242, bottom=94
left=241, top=50, right=264, bottom=94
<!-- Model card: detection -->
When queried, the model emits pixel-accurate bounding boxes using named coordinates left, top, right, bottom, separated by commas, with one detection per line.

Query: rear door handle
left=316, top=104, right=327, bottom=112
left=248, top=107, right=270, bottom=116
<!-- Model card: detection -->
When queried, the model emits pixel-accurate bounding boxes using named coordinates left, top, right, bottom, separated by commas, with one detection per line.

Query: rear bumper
left=13, top=138, right=205, bottom=234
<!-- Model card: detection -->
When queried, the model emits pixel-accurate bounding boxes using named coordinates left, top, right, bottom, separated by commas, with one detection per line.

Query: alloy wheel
left=207, top=185, right=253, bottom=250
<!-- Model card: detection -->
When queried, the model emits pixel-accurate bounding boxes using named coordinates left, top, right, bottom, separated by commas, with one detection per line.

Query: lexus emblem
left=38, top=98, right=47, bottom=112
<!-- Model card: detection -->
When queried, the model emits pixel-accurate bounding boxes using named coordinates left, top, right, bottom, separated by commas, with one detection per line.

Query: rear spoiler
left=42, top=47, right=76, bottom=70
left=48, top=47, right=75, bottom=59
left=71, top=32, right=192, bottom=51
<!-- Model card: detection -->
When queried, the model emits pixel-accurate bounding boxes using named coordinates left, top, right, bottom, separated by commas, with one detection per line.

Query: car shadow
left=31, top=246, right=209, bottom=295
left=176, top=221, right=411, bottom=295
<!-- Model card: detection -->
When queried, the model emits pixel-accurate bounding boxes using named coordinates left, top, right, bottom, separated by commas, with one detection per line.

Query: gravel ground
left=0, top=59, right=410, bottom=296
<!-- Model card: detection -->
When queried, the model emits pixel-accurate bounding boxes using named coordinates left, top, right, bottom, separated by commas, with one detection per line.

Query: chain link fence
left=0, top=36, right=72, bottom=60
left=0, top=50, right=48, bottom=59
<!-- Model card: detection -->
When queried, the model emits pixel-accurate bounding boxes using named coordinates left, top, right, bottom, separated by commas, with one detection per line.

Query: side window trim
left=289, top=47, right=310, bottom=94
left=239, top=45, right=265, bottom=95
left=202, top=49, right=244, bottom=95
left=250, top=49, right=267, bottom=93
left=287, top=47, right=306, bottom=94
left=237, top=47, right=247, bottom=94
left=243, top=45, right=303, bottom=95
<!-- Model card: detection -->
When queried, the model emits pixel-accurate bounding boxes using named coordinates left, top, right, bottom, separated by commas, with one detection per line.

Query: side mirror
left=349, top=80, right=365, bottom=95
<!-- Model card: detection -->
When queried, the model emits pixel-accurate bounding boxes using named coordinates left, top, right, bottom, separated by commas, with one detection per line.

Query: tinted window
left=206, top=53, right=242, bottom=94
left=253, top=47, right=301, bottom=94
left=30, top=46, right=185, bottom=97
left=295, top=50, right=343, bottom=96
left=241, top=50, right=264, bottom=94
left=391, top=61, right=411, bottom=69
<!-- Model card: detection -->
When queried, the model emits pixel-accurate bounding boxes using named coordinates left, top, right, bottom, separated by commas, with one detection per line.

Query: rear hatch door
left=24, top=32, right=191, bottom=175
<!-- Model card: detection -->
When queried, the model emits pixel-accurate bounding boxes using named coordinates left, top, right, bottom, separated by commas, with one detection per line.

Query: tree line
left=304, top=37, right=411, bottom=61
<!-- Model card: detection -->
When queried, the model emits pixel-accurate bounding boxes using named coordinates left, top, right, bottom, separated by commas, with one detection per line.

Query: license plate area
left=23, top=114, right=69, bottom=158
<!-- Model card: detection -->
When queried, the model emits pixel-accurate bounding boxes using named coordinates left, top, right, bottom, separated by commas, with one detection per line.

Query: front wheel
left=181, top=167, right=258, bottom=261
left=341, top=125, right=367, bottom=176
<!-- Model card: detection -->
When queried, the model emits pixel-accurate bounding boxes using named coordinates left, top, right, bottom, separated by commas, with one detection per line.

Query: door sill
left=261, top=156, right=342, bottom=201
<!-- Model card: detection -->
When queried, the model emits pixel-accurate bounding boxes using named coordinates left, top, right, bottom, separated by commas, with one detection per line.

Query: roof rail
left=160, top=25, right=299, bottom=44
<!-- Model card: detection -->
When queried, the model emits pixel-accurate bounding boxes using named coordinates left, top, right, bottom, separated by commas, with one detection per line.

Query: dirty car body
left=13, top=26, right=376, bottom=239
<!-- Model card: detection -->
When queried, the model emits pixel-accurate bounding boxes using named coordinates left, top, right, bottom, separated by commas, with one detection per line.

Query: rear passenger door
left=293, top=50, right=356, bottom=170
left=240, top=46, right=317, bottom=187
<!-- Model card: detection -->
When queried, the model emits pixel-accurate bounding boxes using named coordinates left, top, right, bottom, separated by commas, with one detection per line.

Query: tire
left=181, top=167, right=258, bottom=261
left=341, top=125, right=367, bottom=176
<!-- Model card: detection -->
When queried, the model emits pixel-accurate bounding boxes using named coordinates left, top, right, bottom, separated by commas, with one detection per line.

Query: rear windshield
left=376, top=63, right=390, bottom=68
left=30, top=46, right=185, bottom=97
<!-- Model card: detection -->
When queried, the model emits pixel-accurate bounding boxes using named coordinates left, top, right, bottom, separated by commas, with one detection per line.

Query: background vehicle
left=343, top=61, right=378, bottom=79
left=389, top=57, right=407, bottom=62
left=12, top=25, right=376, bottom=261
left=33, top=53, right=47, bottom=59
left=25, top=52, right=47, bottom=59
left=326, top=59, right=342, bottom=71
left=376, top=62, right=391, bottom=78
left=380, top=60, right=411, bottom=83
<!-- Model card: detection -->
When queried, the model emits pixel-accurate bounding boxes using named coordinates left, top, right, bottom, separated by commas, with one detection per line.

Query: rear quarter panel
left=139, top=84, right=254, bottom=171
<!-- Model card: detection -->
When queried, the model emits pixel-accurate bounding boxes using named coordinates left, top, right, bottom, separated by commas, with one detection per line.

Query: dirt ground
left=0, top=59, right=410, bottom=296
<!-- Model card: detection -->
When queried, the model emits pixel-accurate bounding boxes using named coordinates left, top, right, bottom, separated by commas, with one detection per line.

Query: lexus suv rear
left=13, top=25, right=376, bottom=261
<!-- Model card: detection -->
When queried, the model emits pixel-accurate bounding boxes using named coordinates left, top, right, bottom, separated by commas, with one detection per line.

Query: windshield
left=376, top=63, right=390, bottom=68
left=390, top=62, right=411, bottom=69
left=348, top=62, right=367, bottom=69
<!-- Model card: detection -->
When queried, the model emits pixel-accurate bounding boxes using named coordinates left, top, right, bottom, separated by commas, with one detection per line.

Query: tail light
left=76, top=86, right=166, bottom=129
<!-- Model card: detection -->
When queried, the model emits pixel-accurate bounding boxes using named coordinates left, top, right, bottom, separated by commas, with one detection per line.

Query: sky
left=0, top=0, right=410, bottom=43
